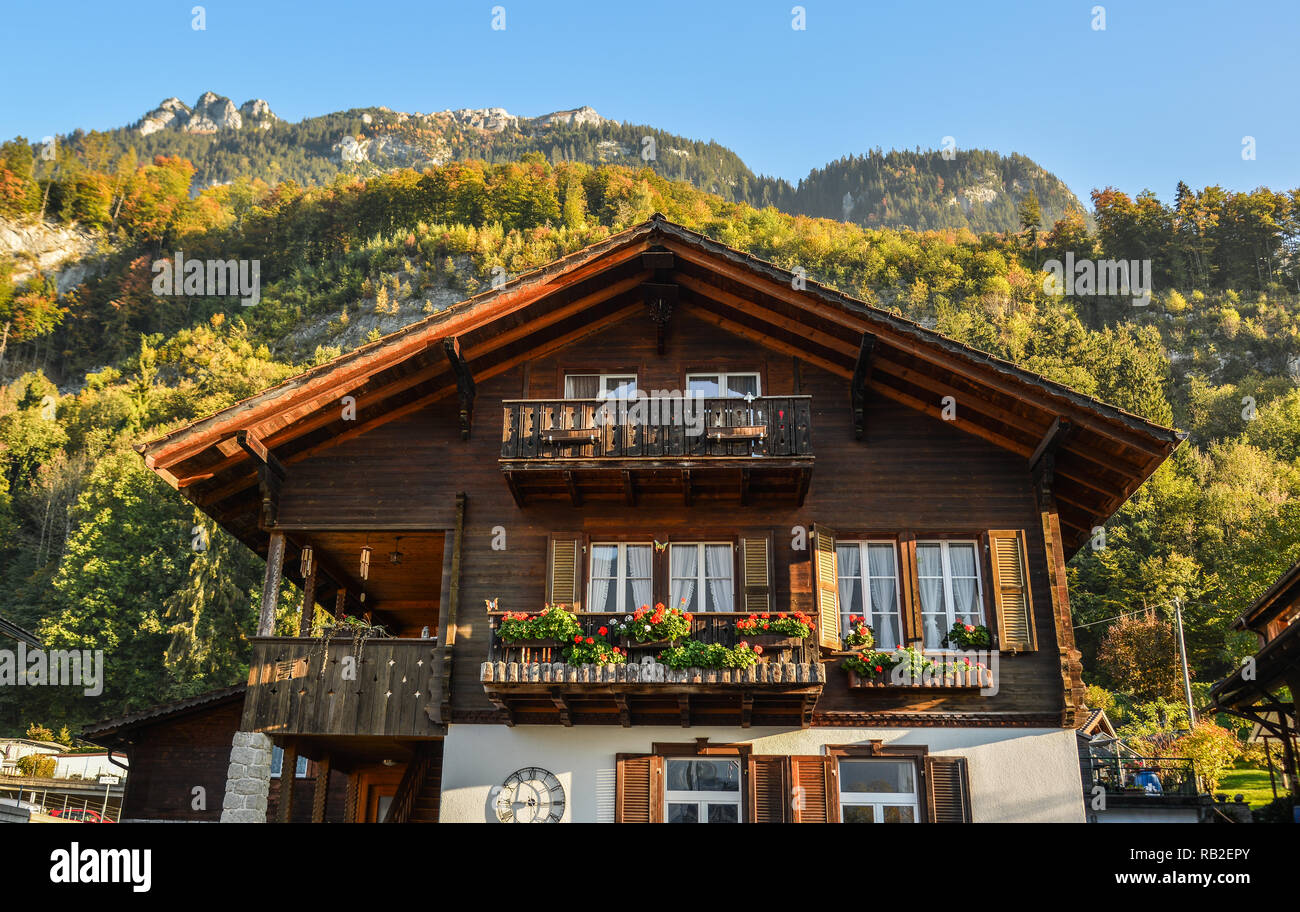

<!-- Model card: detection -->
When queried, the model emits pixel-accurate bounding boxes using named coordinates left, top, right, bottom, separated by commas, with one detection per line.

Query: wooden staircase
left=383, top=742, right=443, bottom=823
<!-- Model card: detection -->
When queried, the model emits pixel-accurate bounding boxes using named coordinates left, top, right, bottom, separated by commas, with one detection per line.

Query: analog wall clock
left=495, top=767, right=565, bottom=823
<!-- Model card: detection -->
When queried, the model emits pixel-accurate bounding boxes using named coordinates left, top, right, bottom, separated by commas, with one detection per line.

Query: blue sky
left=4, top=0, right=1297, bottom=203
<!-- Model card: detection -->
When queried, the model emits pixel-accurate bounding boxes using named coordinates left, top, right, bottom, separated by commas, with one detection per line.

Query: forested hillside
left=18, top=92, right=1085, bottom=234
left=2, top=138, right=1299, bottom=746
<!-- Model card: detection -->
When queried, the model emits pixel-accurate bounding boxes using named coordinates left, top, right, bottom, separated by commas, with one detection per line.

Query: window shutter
left=789, top=755, right=838, bottom=822
left=741, top=535, right=772, bottom=613
left=549, top=536, right=581, bottom=610
left=988, top=530, right=1035, bottom=652
left=746, top=755, right=788, bottom=823
left=812, top=525, right=841, bottom=650
left=926, top=756, right=972, bottom=823
left=614, top=754, right=663, bottom=823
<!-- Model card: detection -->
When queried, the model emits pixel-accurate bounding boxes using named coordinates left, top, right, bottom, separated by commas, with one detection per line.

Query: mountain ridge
left=45, top=92, right=1086, bottom=235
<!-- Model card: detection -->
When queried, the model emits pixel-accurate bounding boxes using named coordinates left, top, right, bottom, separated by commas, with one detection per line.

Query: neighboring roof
left=0, top=615, right=42, bottom=647
left=1207, top=617, right=1300, bottom=715
left=1234, top=557, right=1300, bottom=632
left=1076, top=707, right=1116, bottom=738
left=137, top=215, right=1183, bottom=561
left=0, top=738, right=65, bottom=752
left=82, top=684, right=246, bottom=742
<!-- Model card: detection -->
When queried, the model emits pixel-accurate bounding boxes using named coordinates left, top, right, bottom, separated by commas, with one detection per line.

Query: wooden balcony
left=480, top=614, right=825, bottom=727
left=243, top=637, right=443, bottom=739
left=499, top=395, right=814, bottom=506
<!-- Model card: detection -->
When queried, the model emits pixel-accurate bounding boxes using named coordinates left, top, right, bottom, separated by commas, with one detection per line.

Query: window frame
left=663, top=757, right=744, bottom=823
left=685, top=371, right=762, bottom=400
left=914, top=538, right=987, bottom=650
left=652, top=740, right=751, bottom=824
left=825, top=743, right=929, bottom=824
left=563, top=372, right=639, bottom=400
left=835, top=539, right=904, bottom=649
left=270, top=745, right=309, bottom=779
left=668, top=540, right=737, bottom=614
left=587, top=541, right=654, bottom=614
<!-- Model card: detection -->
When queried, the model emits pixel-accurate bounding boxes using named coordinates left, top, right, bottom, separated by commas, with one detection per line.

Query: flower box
left=499, top=638, right=566, bottom=649
left=745, top=633, right=802, bottom=650
left=622, top=637, right=677, bottom=650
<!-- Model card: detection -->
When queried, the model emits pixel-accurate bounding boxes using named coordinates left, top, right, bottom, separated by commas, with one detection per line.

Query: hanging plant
left=312, top=612, right=390, bottom=672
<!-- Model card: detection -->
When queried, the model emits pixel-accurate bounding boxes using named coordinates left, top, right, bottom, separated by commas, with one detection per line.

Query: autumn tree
left=1096, top=610, right=1185, bottom=702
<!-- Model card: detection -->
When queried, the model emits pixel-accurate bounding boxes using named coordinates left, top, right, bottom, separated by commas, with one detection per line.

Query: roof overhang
left=138, top=215, right=1183, bottom=560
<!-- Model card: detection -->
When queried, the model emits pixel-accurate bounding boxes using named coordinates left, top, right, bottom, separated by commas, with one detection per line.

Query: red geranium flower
left=574, top=635, right=583, bottom=643
left=598, top=626, right=608, bottom=636
left=586, top=637, right=595, bottom=645
left=875, top=665, right=883, bottom=673
left=753, top=645, right=763, bottom=655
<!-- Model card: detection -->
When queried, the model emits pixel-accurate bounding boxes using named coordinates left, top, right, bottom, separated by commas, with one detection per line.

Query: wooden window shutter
left=741, top=535, right=773, bottom=613
left=789, top=755, right=838, bottom=822
left=988, top=529, right=1035, bottom=652
left=925, top=756, right=972, bottom=823
left=746, top=755, right=788, bottom=823
left=812, top=525, right=841, bottom=650
left=614, top=754, right=663, bottom=823
left=549, top=536, right=582, bottom=610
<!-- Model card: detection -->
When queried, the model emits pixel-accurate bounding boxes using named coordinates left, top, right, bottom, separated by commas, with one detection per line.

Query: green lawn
left=1216, top=764, right=1280, bottom=808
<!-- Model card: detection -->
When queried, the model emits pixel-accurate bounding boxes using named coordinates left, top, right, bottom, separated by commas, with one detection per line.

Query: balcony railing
left=500, top=396, right=813, bottom=460
left=243, top=636, right=442, bottom=738
left=1081, top=755, right=1200, bottom=797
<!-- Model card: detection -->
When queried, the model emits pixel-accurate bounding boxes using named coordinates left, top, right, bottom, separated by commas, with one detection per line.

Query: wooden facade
left=135, top=216, right=1182, bottom=821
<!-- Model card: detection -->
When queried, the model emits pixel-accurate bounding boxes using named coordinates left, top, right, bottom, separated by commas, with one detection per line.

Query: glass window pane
left=882, top=805, right=916, bottom=823
left=667, top=759, right=740, bottom=791
left=707, top=803, right=739, bottom=823
left=687, top=375, right=720, bottom=397
left=625, top=544, right=653, bottom=612
left=670, top=544, right=700, bottom=614
left=603, top=376, right=637, bottom=399
left=703, top=544, right=733, bottom=613
left=726, top=374, right=760, bottom=398
left=839, top=760, right=915, bottom=794
left=667, top=803, right=699, bottom=823
left=564, top=374, right=600, bottom=399
left=842, top=805, right=875, bottom=823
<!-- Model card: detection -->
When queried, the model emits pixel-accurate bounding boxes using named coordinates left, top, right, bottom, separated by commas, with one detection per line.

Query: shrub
left=496, top=604, right=582, bottom=642
left=16, top=754, right=56, bottom=778
left=658, top=639, right=759, bottom=670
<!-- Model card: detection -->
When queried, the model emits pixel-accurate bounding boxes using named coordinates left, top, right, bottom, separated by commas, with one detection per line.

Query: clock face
left=495, top=767, right=565, bottom=823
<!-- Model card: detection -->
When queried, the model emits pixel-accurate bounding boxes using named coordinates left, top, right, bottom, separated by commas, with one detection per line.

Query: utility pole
left=1174, top=598, right=1196, bottom=728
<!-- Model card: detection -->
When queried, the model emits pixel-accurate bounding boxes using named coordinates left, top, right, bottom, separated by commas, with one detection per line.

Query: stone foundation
left=220, top=731, right=272, bottom=823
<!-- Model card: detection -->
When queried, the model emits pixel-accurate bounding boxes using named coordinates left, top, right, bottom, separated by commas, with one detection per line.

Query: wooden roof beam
left=851, top=333, right=876, bottom=441
left=443, top=336, right=475, bottom=441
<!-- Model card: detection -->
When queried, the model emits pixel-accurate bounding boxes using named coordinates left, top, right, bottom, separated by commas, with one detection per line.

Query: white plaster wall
left=440, top=725, right=1085, bottom=823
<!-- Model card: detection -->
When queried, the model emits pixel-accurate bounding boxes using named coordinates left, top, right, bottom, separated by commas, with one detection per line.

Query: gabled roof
left=1234, top=556, right=1300, bottom=632
left=138, top=215, right=1182, bottom=560
left=82, top=684, right=247, bottom=742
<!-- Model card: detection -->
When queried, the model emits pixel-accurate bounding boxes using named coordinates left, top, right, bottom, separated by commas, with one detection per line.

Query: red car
left=50, top=808, right=115, bottom=823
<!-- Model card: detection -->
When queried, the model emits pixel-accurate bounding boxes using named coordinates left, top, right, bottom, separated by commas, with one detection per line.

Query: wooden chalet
left=1208, top=559, right=1300, bottom=801
left=137, top=214, right=1181, bottom=823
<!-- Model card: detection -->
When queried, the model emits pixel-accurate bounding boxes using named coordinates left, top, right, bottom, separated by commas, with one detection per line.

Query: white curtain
left=705, top=544, right=733, bottom=613
left=948, top=544, right=981, bottom=625
left=917, top=544, right=946, bottom=646
left=589, top=545, right=617, bottom=612
left=868, top=544, right=901, bottom=648
left=726, top=374, right=759, bottom=399
left=670, top=545, right=698, bottom=613
left=836, top=544, right=862, bottom=632
left=564, top=374, right=600, bottom=399
left=626, top=545, right=653, bottom=612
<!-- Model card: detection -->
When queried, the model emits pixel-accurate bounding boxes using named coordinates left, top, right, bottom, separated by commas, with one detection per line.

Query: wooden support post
left=563, top=470, right=582, bottom=507
left=237, top=430, right=287, bottom=527
left=297, top=554, right=319, bottom=638
left=333, top=587, right=347, bottom=619
left=257, top=532, right=285, bottom=636
left=277, top=744, right=296, bottom=823
left=623, top=469, right=636, bottom=507
left=311, top=753, right=331, bottom=823
left=682, top=469, right=692, bottom=507
left=1034, top=468, right=1086, bottom=727
left=850, top=333, right=876, bottom=441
